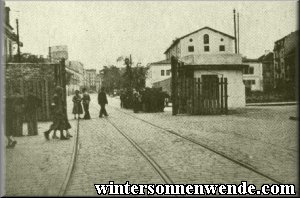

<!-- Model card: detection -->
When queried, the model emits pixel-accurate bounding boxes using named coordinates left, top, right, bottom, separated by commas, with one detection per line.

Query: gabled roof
left=242, top=57, right=260, bottom=63
left=258, top=52, right=273, bottom=62
left=164, top=26, right=235, bottom=54
left=149, top=59, right=171, bottom=65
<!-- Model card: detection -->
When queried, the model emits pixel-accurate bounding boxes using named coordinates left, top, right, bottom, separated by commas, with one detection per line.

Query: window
left=188, top=46, right=194, bottom=52
left=204, top=46, right=210, bottom=52
left=249, top=67, right=254, bottom=74
left=220, top=38, right=224, bottom=41
left=166, top=70, right=171, bottom=76
left=161, top=70, right=165, bottom=76
left=219, top=45, right=225, bottom=51
left=204, top=34, right=209, bottom=44
left=251, top=80, right=255, bottom=85
left=189, top=38, right=193, bottom=42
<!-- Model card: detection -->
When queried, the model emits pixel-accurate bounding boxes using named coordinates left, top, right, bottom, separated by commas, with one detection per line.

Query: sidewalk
left=4, top=96, right=77, bottom=196
left=246, top=101, right=297, bottom=106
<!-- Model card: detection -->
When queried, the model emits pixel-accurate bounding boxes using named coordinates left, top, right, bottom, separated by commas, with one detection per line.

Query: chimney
left=5, top=6, right=10, bottom=26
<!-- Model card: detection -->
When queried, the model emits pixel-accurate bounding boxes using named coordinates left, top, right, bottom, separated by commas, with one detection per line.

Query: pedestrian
left=25, top=89, right=41, bottom=136
left=98, top=87, right=108, bottom=118
left=5, top=96, right=17, bottom=148
left=82, top=88, right=91, bottom=120
left=44, top=86, right=71, bottom=140
left=120, top=90, right=125, bottom=108
left=133, top=90, right=142, bottom=113
left=72, top=90, right=83, bottom=119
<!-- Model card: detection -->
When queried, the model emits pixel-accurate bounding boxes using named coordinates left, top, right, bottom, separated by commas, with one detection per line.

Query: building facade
left=273, top=30, right=298, bottom=90
left=3, top=4, right=23, bottom=62
left=161, top=26, right=247, bottom=108
left=65, top=60, right=85, bottom=95
left=242, top=58, right=263, bottom=92
left=258, top=51, right=274, bottom=92
left=84, top=69, right=97, bottom=92
left=49, top=45, right=68, bottom=63
left=164, top=26, right=235, bottom=59
left=146, top=59, right=171, bottom=87
left=95, top=71, right=103, bottom=93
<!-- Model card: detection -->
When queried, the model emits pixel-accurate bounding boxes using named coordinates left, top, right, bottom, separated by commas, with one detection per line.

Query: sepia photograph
left=1, top=0, right=299, bottom=196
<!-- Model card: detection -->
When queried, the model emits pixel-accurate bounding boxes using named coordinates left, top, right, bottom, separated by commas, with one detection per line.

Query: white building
left=150, top=26, right=248, bottom=108
left=65, top=60, right=85, bottom=95
left=242, top=58, right=263, bottom=92
left=146, top=59, right=171, bottom=87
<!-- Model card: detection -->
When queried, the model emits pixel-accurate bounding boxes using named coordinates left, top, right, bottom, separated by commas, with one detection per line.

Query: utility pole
left=233, top=9, right=237, bottom=54
left=237, top=12, right=240, bottom=54
left=16, top=19, right=21, bottom=61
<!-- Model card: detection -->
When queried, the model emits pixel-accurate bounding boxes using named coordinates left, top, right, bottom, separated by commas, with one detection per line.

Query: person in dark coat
left=132, top=90, right=140, bottom=113
left=72, top=90, right=83, bottom=119
left=98, top=87, right=108, bottom=118
left=5, top=97, right=18, bottom=148
left=44, top=86, right=70, bottom=140
left=25, top=90, right=42, bottom=136
left=120, top=90, right=125, bottom=108
left=82, top=88, right=91, bottom=120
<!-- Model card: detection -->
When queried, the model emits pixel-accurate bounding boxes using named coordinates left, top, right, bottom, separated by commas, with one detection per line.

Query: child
left=72, top=90, right=83, bottom=119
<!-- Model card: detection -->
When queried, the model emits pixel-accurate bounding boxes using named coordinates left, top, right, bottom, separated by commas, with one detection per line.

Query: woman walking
left=44, top=86, right=71, bottom=140
left=72, top=90, right=83, bottom=119
left=82, top=88, right=91, bottom=119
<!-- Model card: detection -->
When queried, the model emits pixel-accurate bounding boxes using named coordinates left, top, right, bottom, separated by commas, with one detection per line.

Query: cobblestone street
left=5, top=94, right=298, bottom=196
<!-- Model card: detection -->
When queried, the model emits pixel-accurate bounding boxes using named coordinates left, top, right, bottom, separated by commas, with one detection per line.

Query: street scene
left=2, top=1, right=299, bottom=196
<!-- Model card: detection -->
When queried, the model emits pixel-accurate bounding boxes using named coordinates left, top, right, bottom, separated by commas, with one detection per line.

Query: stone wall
left=5, top=63, right=62, bottom=121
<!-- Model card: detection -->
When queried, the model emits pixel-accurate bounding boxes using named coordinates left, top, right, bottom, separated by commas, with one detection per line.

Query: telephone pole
left=16, top=19, right=21, bottom=61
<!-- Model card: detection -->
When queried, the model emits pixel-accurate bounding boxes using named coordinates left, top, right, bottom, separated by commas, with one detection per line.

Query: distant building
left=146, top=59, right=171, bottom=87
left=84, top=69, right=97, bottom=92
left=242, top=58, right=263, bottom=92
left=95, top=71, right=103, bottom=93
left=65, top=60, right=85, bottom=95
left=49, top=45, right=68, bottom=63
left=258, top=51, right=274, bottom=92
left=273, top=30, right=298, bottom=90
left=3, top=3, right=23, bottom=62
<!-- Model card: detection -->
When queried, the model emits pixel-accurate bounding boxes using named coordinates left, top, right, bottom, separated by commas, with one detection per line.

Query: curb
left=58, top=119, right=80, bottom=196
left=246, top=102, right=297, bottom=106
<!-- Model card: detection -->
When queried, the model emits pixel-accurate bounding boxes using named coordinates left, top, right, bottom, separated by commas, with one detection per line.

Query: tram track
left=61, top=102, right=174, bottom=196
left=105, top=118, right=174, bottom=185
left=110, top=106, right=283, bottom=185
left=58, top=118, right=80, bottom=196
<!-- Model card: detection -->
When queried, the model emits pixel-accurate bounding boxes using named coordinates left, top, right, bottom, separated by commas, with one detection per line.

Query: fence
left=177, top=77, right=228, bottom=115
left=171, top=56, right=228, bottom=115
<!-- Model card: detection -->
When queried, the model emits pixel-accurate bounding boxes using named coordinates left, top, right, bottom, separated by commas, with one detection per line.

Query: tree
left=101, top=65, right=122, bottom=94
left=8, top=53, right=46, bottom=63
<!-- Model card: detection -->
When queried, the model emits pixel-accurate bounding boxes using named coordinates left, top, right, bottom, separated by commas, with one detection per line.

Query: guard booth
left=5, top=59, right=67, bottom=136
left=171, top=56, right=228, bottom=115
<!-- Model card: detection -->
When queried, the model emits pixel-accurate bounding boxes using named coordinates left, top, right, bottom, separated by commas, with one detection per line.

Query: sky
left=5, top=1, right=298, bottom=70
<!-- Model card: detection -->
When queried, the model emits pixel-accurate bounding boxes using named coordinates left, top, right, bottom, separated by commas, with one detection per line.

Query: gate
left=177, top=77, right=228, bottom=115
left=171, top=56, right=228, bottom=115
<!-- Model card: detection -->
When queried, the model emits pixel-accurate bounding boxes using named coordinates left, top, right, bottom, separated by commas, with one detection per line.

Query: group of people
left=120, top=88, right=169, bottom=113
left=5, top=85, right=109, bottom=147
left=72, top=87, right=109, bottom=119
left=43, top=86, right=109, bottom=141
left=72, top=88, right=91, bottom=120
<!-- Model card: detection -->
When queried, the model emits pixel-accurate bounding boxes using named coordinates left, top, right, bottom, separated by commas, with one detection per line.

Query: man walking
left=98, top=87, right=108, bottom=118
